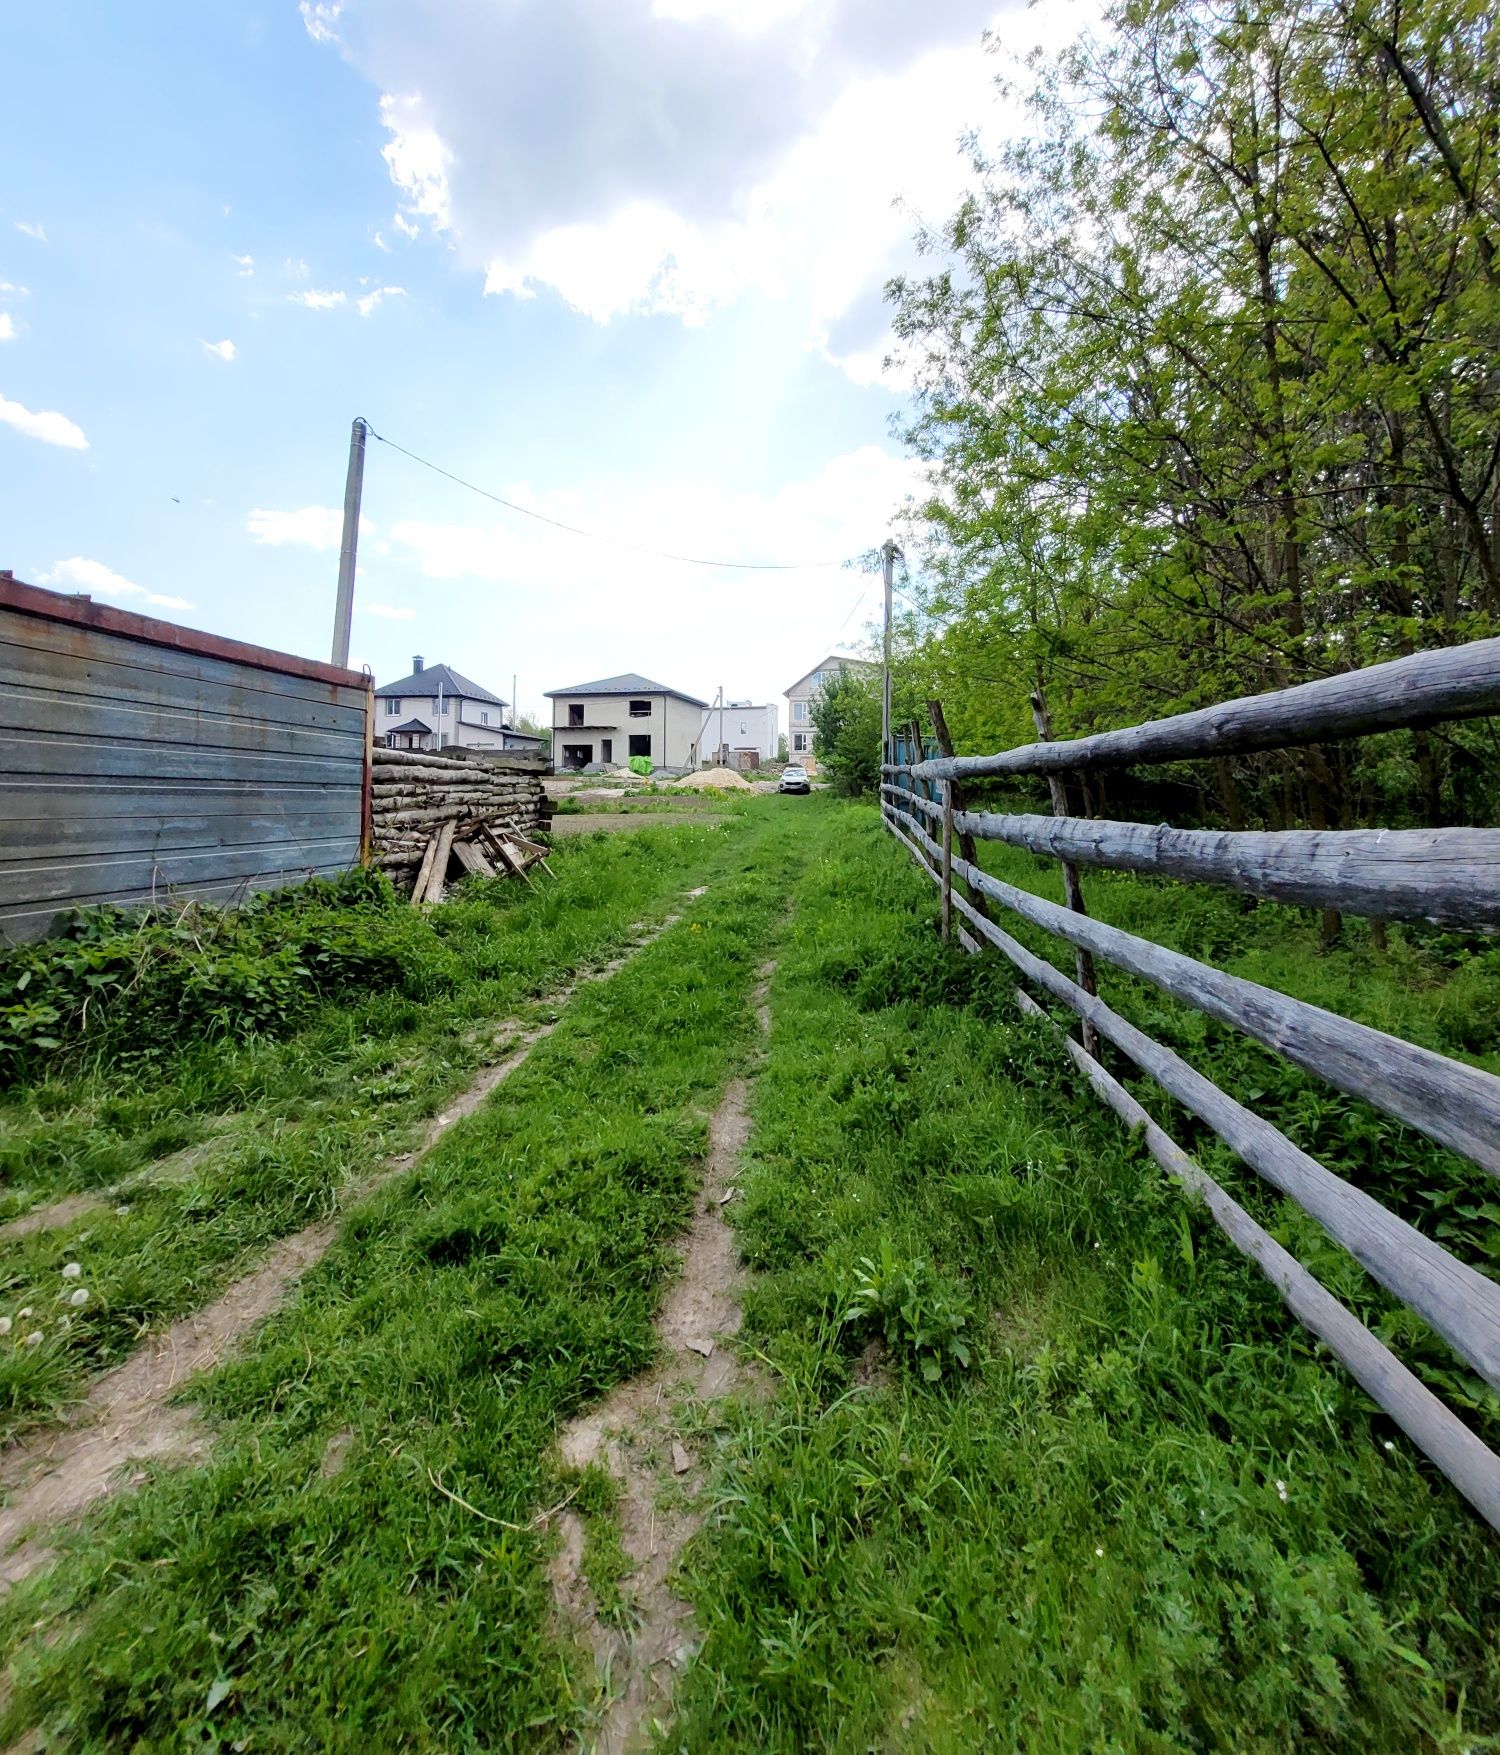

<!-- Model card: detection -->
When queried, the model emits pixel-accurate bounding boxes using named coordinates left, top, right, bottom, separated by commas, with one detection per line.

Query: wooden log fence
left=877, top=635, right=1500, bottom=1533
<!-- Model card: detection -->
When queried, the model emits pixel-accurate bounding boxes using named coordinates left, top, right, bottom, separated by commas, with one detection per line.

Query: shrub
left=0, top=868, right=446, bottom=1086
left=842, top=1239, right=973, bottom=1382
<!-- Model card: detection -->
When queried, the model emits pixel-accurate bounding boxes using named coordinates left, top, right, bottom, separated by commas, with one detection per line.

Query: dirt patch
left=548, top=965, right=772, bottom=1753
left=0, top=901, right=706, bottom=1592
left=0, top=1195, right=108, bottom=1244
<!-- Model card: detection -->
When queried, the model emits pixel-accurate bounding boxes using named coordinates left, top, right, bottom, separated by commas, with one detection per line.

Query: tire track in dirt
left=547, top=960, right=773, bottom=1754
left=0, top=901, right=707, bottom=1592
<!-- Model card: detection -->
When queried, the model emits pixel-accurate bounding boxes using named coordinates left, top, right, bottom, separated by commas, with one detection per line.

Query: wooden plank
left=940, top=780, right=953, bottom=944
left=0, top=688, right=369, bottom=758
left=950, top=809, right=1500, bottom=931
left=0, top=731, right=363, bottom=786
left=422, top=820, right=456, bottom=903
left=409, top=833, right=442, bottom=907
left=881, top=802, right=1500, bottom=1390
left=0, top=804, right=362, bottom=856
left=885, top=786, right=1500, bottom=1179
left=927, top=698, right=991, bottom=925
left=0, top=628, right=369, bottom=721
left=451, top=840, right=496, bottom=877
left=0, top=836, right=363, bottom=911
left=908, top=636, right=1500, bottom=782
left=0, top=573, right=367, bottom=689
left=1008, top=984, right=1500, bottom=1534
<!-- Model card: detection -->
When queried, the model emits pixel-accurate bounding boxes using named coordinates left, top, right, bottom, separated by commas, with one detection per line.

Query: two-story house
left=375, top=656, right=531, bottom=752
left=783, top=655, right=877, bottom=761
left=545, top=673, right=708, bottom=772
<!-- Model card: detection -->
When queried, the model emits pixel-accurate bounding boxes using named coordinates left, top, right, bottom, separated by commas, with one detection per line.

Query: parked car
left=779, top=764, right=811, bottom=794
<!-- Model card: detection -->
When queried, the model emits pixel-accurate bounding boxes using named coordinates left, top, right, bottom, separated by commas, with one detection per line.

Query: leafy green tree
left=811, top=670, right=883, bottom=796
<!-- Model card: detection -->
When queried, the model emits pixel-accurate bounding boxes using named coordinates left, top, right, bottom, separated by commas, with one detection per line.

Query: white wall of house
left=700, top=701, right=778, bottom=763
left=551, top=692, right=702, bottom=771
left=784, top=658, right=875, bottom=763
left=379, top=694, right=507, bottom=750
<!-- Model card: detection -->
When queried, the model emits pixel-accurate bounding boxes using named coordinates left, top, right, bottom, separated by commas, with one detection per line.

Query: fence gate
left=881, top=638, right=1500, bottom=1532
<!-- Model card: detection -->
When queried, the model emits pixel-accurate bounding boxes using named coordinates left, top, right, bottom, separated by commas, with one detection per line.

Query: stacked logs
left=371, top=747, right=552, bottom=894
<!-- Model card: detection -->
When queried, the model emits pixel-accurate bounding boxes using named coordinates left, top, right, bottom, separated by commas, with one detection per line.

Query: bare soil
left=547, top=964, right=771, bottom=1753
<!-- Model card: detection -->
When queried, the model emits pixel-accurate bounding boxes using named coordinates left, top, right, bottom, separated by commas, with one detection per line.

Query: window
left=792, top=732, right=809, bottom=753
left=601, top=739, right=613, bottom=763
left=568, top=703, right=585, bottom=727
left=439, top=734, right=449, bottom=749
left=793, top=701, right=809, bottom=722
left=385, top=697, right=400, bottom=716
left=628, top=700, right=651, bottom=718
left=480, top=711, right=489, bottom=726
left=628, top=733, right=651, bottom=759
left=561, top=743, right=592, bottom=770
left=437, top=696, right=450, bottom=716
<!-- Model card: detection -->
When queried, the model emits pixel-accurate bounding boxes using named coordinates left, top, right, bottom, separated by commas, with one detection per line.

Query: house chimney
left=412, top=655, right=425, bottom=673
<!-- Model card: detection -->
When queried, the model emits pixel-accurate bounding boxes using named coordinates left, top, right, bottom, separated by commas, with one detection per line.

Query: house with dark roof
left=543, top=673, right=709, bottom=773
left=375, top=656, right=542, bottom=754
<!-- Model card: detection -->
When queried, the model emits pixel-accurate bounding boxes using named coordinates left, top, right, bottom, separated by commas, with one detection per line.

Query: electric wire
left=359, top=420, right=852, bottom=573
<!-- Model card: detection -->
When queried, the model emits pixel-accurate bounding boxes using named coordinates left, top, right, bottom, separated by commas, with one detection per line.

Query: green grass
left=0, top=823, right=747, bottom=1443
left=1, top=796, right=1497, bottom=1750
left=669, top=806, right=1500, bottom=1752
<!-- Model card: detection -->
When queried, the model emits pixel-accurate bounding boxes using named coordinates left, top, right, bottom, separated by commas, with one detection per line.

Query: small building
left=375, top=656, right=524, bottom=752
left=783, top=655, right=877, bottom=761
left=700, top=700, right=779, bottom=767
left=545, top=673, right=709, bottom=773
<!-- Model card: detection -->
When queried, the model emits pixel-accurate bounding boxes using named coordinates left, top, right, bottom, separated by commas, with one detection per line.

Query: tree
left=811, top=670, right=882, bottom=796
left=890, top=0, right=1500, bottom=830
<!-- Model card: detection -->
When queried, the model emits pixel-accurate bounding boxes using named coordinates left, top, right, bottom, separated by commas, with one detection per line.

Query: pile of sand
left=671, top=767, right=753, bottom=791
left=608, top=767, right=643, bottom=781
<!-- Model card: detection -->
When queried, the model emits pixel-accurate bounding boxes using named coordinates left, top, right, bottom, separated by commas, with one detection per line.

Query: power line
left=359, top=420, right=851, bottom=573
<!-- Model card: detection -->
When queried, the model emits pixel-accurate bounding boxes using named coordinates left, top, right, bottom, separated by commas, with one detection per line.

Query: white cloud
left=392, top=213, right=420, bottom=241
left=372, top=230, right=389, bottom=251
left=362, top=601, right=417, bottom=620
left=38, top=556, right=194, bottom=610
left=284, top=257, right=310, bottom=278
left=0, top=314, right=14, bottom=342
left=300, top=0, right=344, bottom=43
left=290, top=289, right=347, bottom=309
left=0, top=392, right=88, bottom=449
left=356, top=285, right=405, bottom=316
left=380, top=93, right=454, bottom=235
left=232, top=253, right=255, bottom=276
left=201, top=338, right=237, bottom=361
left=14, top=221, right=47, bottom=242
left=0, top=282, right=26, bottom=296
left=246, top=505, right=373, bottom=549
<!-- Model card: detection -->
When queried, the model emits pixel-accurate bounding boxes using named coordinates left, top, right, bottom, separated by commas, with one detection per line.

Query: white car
left=779, top=764, right=811, bottom=794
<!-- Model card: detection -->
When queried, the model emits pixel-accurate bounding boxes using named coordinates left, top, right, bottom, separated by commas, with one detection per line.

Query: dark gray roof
left=388, top=717, right=432, bottom=734
left=544, top=672, right=709, bottom=709
left=375, top=663, right=506, bottom=707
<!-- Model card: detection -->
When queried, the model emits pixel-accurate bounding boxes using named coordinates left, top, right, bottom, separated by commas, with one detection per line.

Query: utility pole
left=881, top=539, right=897, bottom=767
left=718, top=685, right=724, bottom=766
left=331, top=417, right=367, bottom=668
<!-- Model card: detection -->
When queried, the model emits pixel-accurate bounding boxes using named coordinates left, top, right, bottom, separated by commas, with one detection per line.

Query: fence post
left=928, top=697, right=991, bottom=924
left=941, top=779, right=954, bottom=942
left=1031, top=688, right=1100, bottom=1058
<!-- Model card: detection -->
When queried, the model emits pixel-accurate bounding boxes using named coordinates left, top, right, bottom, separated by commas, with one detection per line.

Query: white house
left=375, top=657, right=538, bottom=752
left=700, top=700, right=779, bottom=767
left=546, top=673, right=709, bottom=772
left=783, top=655, right=877, bottom=761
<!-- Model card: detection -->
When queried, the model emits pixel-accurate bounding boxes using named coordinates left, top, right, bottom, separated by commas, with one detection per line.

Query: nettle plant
left=843, top=1240, right=973, bottom=1382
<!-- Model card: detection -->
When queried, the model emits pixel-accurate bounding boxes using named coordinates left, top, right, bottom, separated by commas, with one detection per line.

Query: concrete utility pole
left=331, top=417, right=367, bottom=668
left=718, top=685, right=724, bottom=766
left=881, top=539, right=897, bottom=765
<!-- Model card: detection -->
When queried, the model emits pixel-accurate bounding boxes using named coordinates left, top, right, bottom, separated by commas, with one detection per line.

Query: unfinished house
left=545, top=673, right=708, bottom=773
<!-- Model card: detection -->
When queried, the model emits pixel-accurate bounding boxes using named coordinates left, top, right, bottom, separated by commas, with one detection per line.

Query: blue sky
left=0, top=0, right=1072, bottom=719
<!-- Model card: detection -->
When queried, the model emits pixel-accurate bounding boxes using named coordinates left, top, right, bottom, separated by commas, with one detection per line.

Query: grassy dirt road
left=1, top=797, right=1497, bottom=1750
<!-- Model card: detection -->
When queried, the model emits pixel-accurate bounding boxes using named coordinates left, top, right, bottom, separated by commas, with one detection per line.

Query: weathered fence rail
left=880, top=636, right=1500, bottom=1533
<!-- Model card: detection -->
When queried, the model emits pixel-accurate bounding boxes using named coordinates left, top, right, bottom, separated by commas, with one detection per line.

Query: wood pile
left=370, top=747, right=553, bottom=899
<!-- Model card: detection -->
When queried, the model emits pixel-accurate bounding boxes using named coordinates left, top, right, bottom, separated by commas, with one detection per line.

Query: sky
left=0, top=0, right=1083, bottom=722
